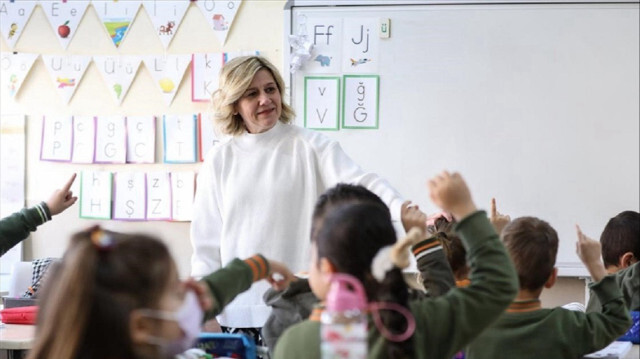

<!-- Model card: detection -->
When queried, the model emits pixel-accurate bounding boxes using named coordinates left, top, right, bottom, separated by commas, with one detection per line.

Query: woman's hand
left=401, top=201, right=428, bottom=234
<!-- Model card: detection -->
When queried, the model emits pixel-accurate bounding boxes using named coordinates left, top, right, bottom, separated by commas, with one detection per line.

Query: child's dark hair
left=311, top=183, right=387, bottom=240
left=315, top=202, right=414, bottom=359
left=28, top=226, right=174, bottom=359
left=429, top=217, right=468, bottom=281
left=600, top=211, right=640, bottom=268
left=501, top=217, right=558, bottom=292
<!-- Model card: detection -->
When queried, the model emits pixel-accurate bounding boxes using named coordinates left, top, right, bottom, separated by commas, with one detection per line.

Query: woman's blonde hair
left=212, top=55, right=295, bottom=136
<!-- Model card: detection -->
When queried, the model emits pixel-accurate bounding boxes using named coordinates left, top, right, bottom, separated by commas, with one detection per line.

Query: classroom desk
left=624, top=344, right=638, bottom=359
left=0, top=324, right=34, bottom=359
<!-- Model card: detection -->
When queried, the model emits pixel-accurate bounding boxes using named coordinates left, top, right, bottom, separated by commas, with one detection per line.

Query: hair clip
left=371, top=227, right=424, bottom=282
left=90, top=228, right=115, bottom=251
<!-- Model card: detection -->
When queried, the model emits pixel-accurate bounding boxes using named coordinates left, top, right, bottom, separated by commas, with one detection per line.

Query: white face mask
left=139, top=290, right=204, bottom=357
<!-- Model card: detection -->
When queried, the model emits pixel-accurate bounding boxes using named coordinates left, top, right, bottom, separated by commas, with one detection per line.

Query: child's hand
left=427, top=171, right=476, bottom=220
left=267, top=260, right=297, bottom=291
left=401, top=201, right=428, bottom=234
left=46, top=173, right=78, bottom=216
left=391, top=227, right=424, bottom=269
left=576, top=225, right=607, bottom=282
left=490, top=198, right=511, bottom=235
left=184, top=278, right=215, bottom=312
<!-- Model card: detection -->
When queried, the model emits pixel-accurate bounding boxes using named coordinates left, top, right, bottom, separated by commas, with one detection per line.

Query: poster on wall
left=71, top=115, right=96, bottom=163
left=163, top=114, right=197, bottom=163
left=342, top=18, right=379, bottom=73
left=80, top=170, right=112, bottom=220
left=40, top=115, right=73, bottom=162
left=94, top=115, right=127, bottom=163
left=146, top=171, right=172, bottom=220
left=93, top=0, right=141, bottom=48
left=342, top=75, right=379, bottom=129
left=40, top=0, right=90, bottom=50
left=295, top=16, right=342, bottom=74
left=142, top=0, right=190, bottom=49
left=113, top=171, right=147, bottom=221
left=126, top=115, right=156, bottom=163
left=195, top=0, right=242, bottom=45
left=170, top=171, right=194, bottom=221
left=93, top=55, right=142, bottom=105
left=191, top=52, right=223, bottom=102
left=143, top=54, right=191, bottom=106
left=0, top=0, right=38, bottom=49
left=304, top=76, right=340, bottom=130
left=0, top=52, right=39, bottom=98
left=41, top=54, right=91, bottom=104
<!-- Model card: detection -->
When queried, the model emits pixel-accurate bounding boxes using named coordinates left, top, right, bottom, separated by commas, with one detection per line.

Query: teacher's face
left=235, top=69, right=282, bottom=134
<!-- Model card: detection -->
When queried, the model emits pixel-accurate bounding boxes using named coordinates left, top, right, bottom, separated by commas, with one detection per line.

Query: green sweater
left=0, top=203, right=51, bottom=257
left=587, top=262, right=639, bottom=312
left=273, top=211, right=519, bottom=359
left=200, top=254, right=271, bottom=320
left=465, top=276, right=631, bottom=359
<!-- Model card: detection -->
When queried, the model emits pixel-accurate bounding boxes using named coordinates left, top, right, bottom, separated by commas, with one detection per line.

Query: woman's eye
left=244, top=91, right=257, bottom=98
left=265, top=87, right=277, bottom=94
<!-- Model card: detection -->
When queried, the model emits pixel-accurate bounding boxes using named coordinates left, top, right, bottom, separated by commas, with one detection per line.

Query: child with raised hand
left=0, top=173, right=77, bottom=257
left=273, top=171, right=518, bottom=359
left=586, top=210, right=639, bottom=313
left=464, top=219, right=632, bottom=359
left=28, top=226, right=295, bottom=359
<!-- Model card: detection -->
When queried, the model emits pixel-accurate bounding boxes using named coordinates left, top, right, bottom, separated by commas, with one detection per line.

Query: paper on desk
left=584, top=341, right=632, bottom=358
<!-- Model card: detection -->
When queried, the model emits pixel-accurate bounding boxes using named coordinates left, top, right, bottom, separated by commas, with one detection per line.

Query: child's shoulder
left=274, top=319, right=320, bottom=359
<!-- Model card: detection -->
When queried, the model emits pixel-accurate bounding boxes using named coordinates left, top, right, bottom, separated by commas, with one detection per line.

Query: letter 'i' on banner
left=142, top=0, right=190, bottom=50
left=112, top=171, right=146, bottom=221
left=93, top=0, right=141, bottom=48
left=41, top=54, right=91, bottom=104
left=80, top=170, right=112, bottom=220
left=195, top=0, right=242, bottom=45
left=0, top=0, right=38, bottom=49
left=93, top=55, right=142, bottom=105
left=0, top=52, right=38, bottom=98
left=40, top=0, right=90, bottom=50
left=143, top=54, right=191, bottom=106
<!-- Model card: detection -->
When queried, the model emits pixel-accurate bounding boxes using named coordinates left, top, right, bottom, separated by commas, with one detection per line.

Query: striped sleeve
left=243, top=254, right=270, bottom=282
left=412, top=237, right=443, bottom=262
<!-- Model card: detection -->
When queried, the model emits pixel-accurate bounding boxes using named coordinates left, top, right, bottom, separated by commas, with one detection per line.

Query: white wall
left=0, top=1, right=287, bottom=278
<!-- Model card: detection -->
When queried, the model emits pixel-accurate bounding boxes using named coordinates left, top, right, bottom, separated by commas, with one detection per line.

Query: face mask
left=139, top=290, right=204, bottom=357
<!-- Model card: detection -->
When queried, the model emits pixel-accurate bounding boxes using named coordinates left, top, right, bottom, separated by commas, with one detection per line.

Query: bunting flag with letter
left=143, top=54, right=191, bottom=106
left=142, top=0, right=189, bottom=50
left=191, top=52, right=223, bottom=102
left=0, top=0, right=37, bottom=49
left=92, top=0, right=141, bottom=48
left=0, top=52, right=38, bottom=98
left=41, top=54, right=91, bottom=104
left=195, top=0, right=242, bottom=45
left=93, top=55, right=142, bottom=105
left=40, top=0, right=90, bottom=50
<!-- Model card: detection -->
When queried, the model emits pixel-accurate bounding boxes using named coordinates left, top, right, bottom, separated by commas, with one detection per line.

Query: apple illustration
left=58, top=21, right=70, bottom=38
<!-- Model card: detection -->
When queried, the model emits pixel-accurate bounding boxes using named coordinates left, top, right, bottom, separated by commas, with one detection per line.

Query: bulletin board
left=286, top=0, right=640, bottom=276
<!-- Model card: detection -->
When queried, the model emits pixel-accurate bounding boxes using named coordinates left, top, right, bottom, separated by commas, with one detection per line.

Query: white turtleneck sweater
left=190, top=121, right=404, bottom=327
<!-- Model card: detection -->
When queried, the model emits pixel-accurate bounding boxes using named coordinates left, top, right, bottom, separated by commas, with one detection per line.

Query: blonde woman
left=191, top=56, right=411, bottom=345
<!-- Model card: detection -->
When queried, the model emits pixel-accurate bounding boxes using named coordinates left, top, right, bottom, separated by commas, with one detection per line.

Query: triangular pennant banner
left=0, top=0, right=37, bottom=49
left=92, top=0, right=141, bottom=48
left=41, top=54, right=91, bottom=104
left=195, top=0, right=242, bottom=45
left=143, top=54, right=190, bottom=106
left=142, top=0, right=189, bottom=50
left=93, top=55, right=141, bottom=105
left=0, top=52, right=38, bottom=98
left=40, top=0, right=90, bottom=50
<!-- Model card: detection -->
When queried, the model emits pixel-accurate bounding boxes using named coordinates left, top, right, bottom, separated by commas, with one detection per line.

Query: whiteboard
left=287, top=2, right=640, bottom=276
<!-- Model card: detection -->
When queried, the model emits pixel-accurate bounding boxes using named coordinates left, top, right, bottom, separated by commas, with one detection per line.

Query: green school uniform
left=465, top=274, right=631, bottom=359
left=0, top=203, right=51, bottom=257
left=273, top=211, right=519, bottom=359
left=587, top=262, right=639, bottom=312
